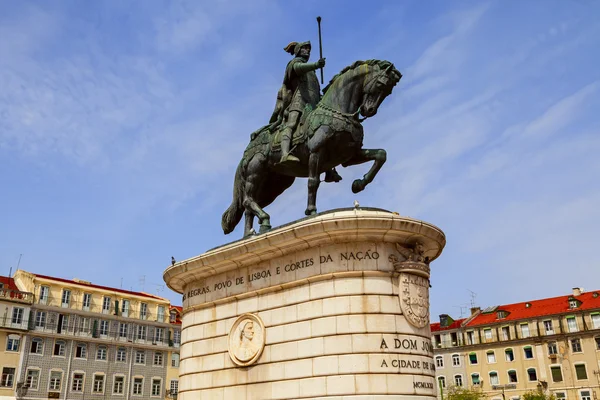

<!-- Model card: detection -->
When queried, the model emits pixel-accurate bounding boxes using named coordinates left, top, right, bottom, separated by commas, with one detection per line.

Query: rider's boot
left=324, top=168, right=343, bottom=183
left=279, top=128, right=300, bottom=164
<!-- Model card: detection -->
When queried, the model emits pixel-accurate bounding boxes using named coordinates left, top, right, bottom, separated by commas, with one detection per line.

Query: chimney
left=572, top=287, right=583, bottom=296
left=470, top=307, right=481, bottom=316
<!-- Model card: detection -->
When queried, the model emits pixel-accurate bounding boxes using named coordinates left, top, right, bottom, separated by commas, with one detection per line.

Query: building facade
left=431, top=315, right=468, bottom=398
left=12, top=270, right=179, bottom=400
left=0, top=277, right=34, bottom=400
left=432, top=288, right=600, bottom=400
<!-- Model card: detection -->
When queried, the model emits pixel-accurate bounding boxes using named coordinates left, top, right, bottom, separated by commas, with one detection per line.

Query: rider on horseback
left=272, top=41, right=341, bottom=182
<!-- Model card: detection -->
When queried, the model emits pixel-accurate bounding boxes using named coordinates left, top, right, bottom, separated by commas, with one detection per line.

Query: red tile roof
left=431, top=318, right=466, bottom=332
left=33, top=273, right=166, bottom=301
left=0, top=276, right=19, bottom=291
left=466, top=290, right=600, bottom=327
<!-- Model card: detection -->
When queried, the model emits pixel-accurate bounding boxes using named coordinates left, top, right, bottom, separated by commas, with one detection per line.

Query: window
left=507, top=370, right=518, bottom=383
left=80, top=317, right=90, bottom=334
left=154, top=328, right=163, bottom=343
left=102, top=296, right=111, bottom=314
left=152, top=378, right=162, bottom=396
left=527, top=368, right=537, bottom=381
left=501, top=326, right=510, bottom=340
left=1, top=368, right=15, bottom=388
left=489, top=371, right=499, bottom=385
left=72, top=372, right=84, bottom=392
left=113, top=376, right=125, bottom=394
left=6, top=335, right=20, bottom=352
left=524, top=346, right=534, bottom=359
left=135, top=350, right=146, bottom=364
left=133, top=377, right=143, bottom=395
left=548, top=341, right=558, bottom=355
left=60, top=315, right=69, bottom=333
left=438, top=376, right=446, bottom=389
left=30, top=338, right=43, bottom=354
left=452, top=354, right=460, bottom=366
left=119, top=322, right=128, bottom=338
left=575, top=364, right=588, bottom=380
left=520, top=323, right=530, bottom=338
left=121, top=300, right=130, bottom=317
left=11, top=307, right=24, bottom=324
left=137, top=325, right=147, bottom=340
left=484, top=329, right=492, bottom=340
left=140, top=303, right=148, bottom=320
left=505, top=348, right=515, bottom=362
left=466, top=331, right=474, bottom=345
left=39, top=286, right=49, bottom=304
left=591, top=314, right=600, bottom=329
left=487, top=351, right=496, bottom=364
left=468, top=352, right=478, bottom=364
left=170, top=380, right=178, bottom=395
left=571, top=338, right=582, bottom=353
left=49, top=371, right=62, bottom=391
left=580, top=391, right=592, bottom=400
left=35, top=311, right=47, bottom=328
left=555, top=392, right=566, bottom=400
left=170, top=310, right=177, bottom=323
left=26, top=369, right=40, bottom=390
left=569, top=299, right=578, bottom=309
left=157, top=306, right=165, bottom=322
left=596, top=336, right=600, bottom=350
left=567, top=316, right=578, bottom=332
left=435, top=355, right=444, bottom=368
left=61, top=289, right=71, bottom=307
left=544, top=320, right=554, bottom=334
left=116, top=347, right=127, bottom=362
left=93, top=374, right=105, bottom=393
left=454, top=375, right=463, bottom=387
left=99, top=320, right=109, bottom=336
left=53, top=340, right=66, bottom=356
left=471, top=373, right=480, bottom=385
left=174, top=330, right=181, bottom=345
left=82, top=293, right=91, bottom=310
left=171, top=353, right=180, bottom=367
left=75, top=343, right=87, bottom=358
left=97, top=345, right=107, bottom=361
left=154, top=352, right=163, bottom=366
left=551, top=366, right=563, bottom=382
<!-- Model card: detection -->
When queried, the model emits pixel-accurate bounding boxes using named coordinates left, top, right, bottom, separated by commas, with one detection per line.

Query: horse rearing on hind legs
left=222, top=60, right=402, bottom=237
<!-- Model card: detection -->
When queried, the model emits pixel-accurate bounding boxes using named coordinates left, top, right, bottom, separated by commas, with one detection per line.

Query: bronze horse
left=222, top=60, right=402, bottom=237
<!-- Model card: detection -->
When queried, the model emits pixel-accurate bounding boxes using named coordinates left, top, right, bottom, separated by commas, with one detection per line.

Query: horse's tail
left=221, top=161, right=245, bottom=234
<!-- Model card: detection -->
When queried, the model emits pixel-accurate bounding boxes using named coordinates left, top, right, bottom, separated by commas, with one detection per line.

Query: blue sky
left=1, top=0, right=599, bottom=319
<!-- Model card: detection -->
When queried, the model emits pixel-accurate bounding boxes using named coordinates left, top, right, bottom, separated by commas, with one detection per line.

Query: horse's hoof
left=259, top=224, right=271, bottom=234
left=305, top=208, right=317, bottom=216
left=352, top=179, right=365, bottom=194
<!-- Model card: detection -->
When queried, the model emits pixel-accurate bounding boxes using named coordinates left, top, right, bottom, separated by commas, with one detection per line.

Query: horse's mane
left=322, top=59, right=394, bottom=94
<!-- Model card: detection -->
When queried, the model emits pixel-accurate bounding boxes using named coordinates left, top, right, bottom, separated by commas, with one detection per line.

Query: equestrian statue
left=222, top=22, right=402, bottom=238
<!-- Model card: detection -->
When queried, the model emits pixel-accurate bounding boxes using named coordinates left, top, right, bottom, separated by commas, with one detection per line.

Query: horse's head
left=360, top=61, right=402, bottom=118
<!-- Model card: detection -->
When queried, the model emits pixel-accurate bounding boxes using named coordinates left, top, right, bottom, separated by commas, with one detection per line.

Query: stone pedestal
left=164, top=208, right=445, bottom=400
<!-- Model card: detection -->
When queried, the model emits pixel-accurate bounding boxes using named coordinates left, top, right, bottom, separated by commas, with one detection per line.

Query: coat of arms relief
left=389, top=241, right=431, bottom=328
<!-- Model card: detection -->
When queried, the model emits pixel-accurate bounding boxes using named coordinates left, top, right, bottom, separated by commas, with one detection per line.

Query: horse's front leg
left=305, top=150, right=321, bottom=216
left=342, top=148, right=387, bottom=193
left=305, top=127, right=329, bottom=216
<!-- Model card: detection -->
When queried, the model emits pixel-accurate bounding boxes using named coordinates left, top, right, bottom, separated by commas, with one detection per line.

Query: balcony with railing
left=28, top=315, right=177, bottom=348
left=0, top=288, right=34, bottom=305
left=36, top=295, right=168, bottom=323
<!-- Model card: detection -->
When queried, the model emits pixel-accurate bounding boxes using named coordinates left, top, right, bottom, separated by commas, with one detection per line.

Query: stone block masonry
left=164, top=208, right=446, bottom=399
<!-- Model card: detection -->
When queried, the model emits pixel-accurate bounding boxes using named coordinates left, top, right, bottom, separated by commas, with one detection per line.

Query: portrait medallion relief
left=228, top=313, right=266, bottom=367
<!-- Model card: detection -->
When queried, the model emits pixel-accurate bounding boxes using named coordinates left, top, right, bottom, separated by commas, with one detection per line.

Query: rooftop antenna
left=9, top=253, right=23, bottom=277
left=467, top=289, right=477, bottom=308
left=139, top=275, right=146, bottom=292
left=120, top=277, right=123, bottom=289
left=453, top=304, right=469, bottom=318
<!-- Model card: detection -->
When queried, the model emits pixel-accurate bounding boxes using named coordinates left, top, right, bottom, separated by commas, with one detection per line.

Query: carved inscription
left=183, top=250, right=379, bottom=301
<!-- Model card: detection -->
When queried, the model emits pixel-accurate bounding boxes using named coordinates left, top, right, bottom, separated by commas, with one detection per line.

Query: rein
left=317, top=102, right=368, bottom=123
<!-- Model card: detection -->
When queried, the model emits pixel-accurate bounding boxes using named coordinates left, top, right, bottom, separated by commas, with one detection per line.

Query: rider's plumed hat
left=284, top=41, right=311, bottom=57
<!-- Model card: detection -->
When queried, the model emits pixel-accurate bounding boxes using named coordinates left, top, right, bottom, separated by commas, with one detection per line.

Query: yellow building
left=166, top=306, right=182, bottom=399
left=12, top=269, right=178, bottom=400
left=0, top=276, right=33, bottom=400
left=432, top=288, right=600, bottom=400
